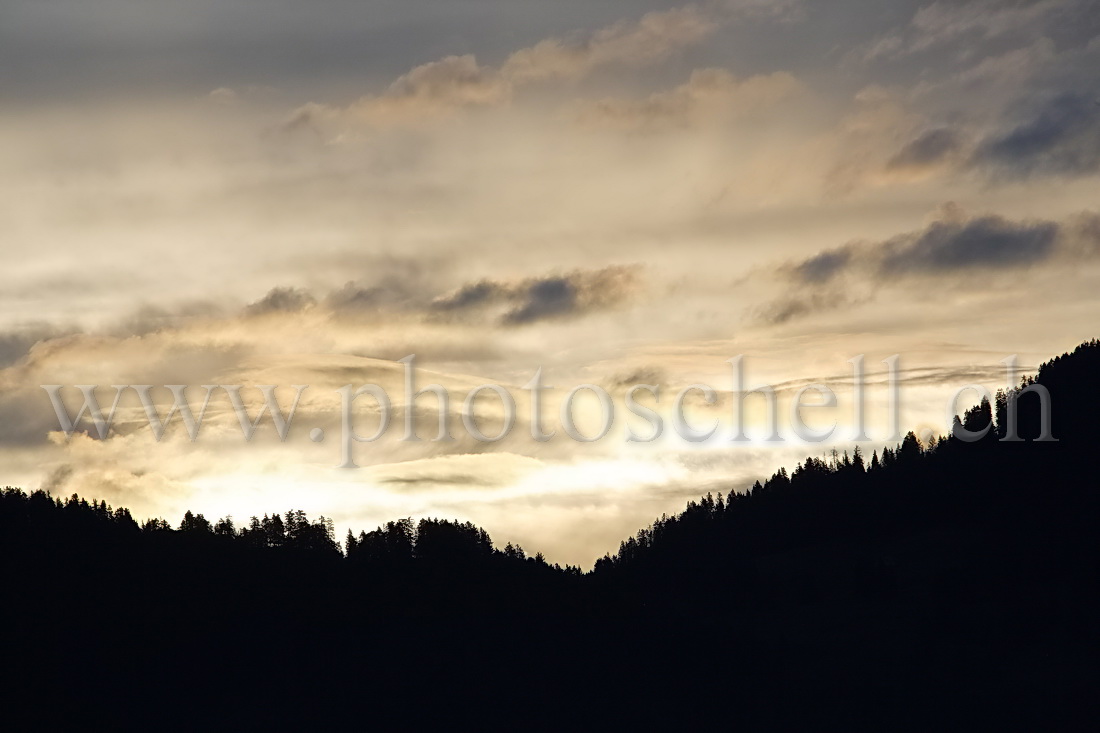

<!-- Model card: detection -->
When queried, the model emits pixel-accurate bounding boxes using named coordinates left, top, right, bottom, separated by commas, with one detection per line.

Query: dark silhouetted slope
left=3, top=341, right=1099, bottom=729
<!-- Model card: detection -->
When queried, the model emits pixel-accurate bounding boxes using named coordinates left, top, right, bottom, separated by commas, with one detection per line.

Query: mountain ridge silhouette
left=3, top=340, right=1098, bottom=729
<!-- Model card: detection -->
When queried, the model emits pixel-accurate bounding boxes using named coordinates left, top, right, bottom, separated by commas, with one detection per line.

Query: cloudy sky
left=3, top=0, right=1099, bottom=566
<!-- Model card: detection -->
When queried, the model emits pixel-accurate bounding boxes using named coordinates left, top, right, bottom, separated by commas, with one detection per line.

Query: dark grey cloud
left=759, top=206, right=1099, bottom=324
left=504, top=277, right=584, bottom=325
left=787, top=209, right=1068, bottom=286
left=879, top=214, right=1060, bottom=274
left=430, top=280, right=508, bottom=312
left=499, top=266, right=640, bottom=326
left=973, top=92, right=1100, bottom=176
left=244, top=287, right=317, bottom=316
left=213, top=265, right=643, bottom=328
left=887, top=127, right=964, bottom=171
left=325, top=282, right=389, bottom=311
left=432, top=266, right=641, bottom=326
left=789, top=247, right=854, bottom=284
left=326, top=279, right=434, bottom=315
left=751, top=291, right=853, bottom=325
left=607, top=366, right=668, bottom=388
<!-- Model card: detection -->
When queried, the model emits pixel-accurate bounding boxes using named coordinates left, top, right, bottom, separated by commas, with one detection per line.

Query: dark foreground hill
left=3, top=342, right=1099, bottom=729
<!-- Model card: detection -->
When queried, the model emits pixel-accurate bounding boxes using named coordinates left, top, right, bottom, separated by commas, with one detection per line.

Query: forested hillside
left=3, top=341, right=1098, bottom=729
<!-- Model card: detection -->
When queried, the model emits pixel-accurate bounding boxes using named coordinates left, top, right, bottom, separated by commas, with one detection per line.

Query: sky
left=2, top=0, right=1099, bottom=566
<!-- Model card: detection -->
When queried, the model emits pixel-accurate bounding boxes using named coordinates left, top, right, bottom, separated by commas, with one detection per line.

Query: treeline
left=589, top=342, right=1095, bottom=609
left=8, top=339, right=1095, bottom=586
left=2, top=339, right=1099, bottom=728
left=0, top=488, right=582, bottom=579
